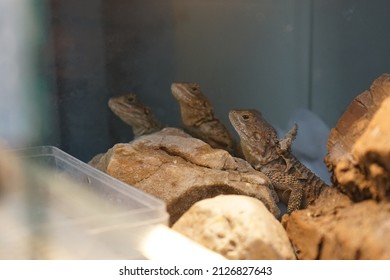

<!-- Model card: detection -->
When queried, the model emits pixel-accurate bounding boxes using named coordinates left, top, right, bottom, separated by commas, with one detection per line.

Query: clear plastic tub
left=0, top=146, right=169, bottom=259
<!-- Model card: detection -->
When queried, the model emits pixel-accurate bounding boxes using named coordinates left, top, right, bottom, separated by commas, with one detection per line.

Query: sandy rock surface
left=173, top=195, right=295, bottom=260
left=91, top=128, right=280, bottom=224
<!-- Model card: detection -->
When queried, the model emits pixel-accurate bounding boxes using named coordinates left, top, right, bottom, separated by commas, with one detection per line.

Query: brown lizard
left=229, top=109, right=328, bottom=213
left=171, top=83, right=235, bottom=154
left=108, top=93, right=162, bottom=138
left=90, top=94, right=162, bottom=167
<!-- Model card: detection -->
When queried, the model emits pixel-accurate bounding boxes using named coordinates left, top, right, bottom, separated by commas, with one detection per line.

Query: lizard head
left=171, top=82, right=214, bottom=125
left=229, top=109, right=279, bottom=165
left=108, top=93, right=162, bottom=136
left=171, top=83, right=212, bottom=110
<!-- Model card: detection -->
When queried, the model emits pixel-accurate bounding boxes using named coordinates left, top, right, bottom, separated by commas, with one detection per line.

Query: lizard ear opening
left=143, top=107, right=151, bottom=115
left=253, top=132, right=262, bottom=140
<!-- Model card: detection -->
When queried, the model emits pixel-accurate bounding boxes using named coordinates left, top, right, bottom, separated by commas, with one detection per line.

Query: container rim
left=12, top=145, right=168, bottom=216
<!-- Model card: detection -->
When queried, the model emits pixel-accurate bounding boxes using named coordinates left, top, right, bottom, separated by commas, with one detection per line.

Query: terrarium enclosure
left=2, top=0, right=390, bottom=260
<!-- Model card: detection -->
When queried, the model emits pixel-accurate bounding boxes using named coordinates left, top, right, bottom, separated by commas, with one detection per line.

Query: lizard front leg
left=286, top=185, right=304, bottom=213
left=263, top=170, right=304, bottom=213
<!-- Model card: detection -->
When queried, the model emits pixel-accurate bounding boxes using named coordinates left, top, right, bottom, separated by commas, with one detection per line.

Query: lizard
left=89, top=93, right=163, bottom=167
left=108, top=93, right=163, bottom=138
left=229, top=109, right=328, bottom=213
left=171, top=82, right=236, bottom=154
left=110, top=90, right=237, bottom=155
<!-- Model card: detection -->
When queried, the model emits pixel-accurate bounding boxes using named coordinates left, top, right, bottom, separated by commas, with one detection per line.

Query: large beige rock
left=172, top=195, right=295, bottom=260
left=92, top=128, right=280, bottom=224
left=282, top=187, right=390, bottom=259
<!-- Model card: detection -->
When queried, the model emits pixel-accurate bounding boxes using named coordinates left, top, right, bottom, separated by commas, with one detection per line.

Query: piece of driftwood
left=325, top=74, right=390, bottom=176
left=325, top=74, right=390, bottom=201
left=282, top=187, right=390, bottom=259
left=281, top=75, right=390, bottom=260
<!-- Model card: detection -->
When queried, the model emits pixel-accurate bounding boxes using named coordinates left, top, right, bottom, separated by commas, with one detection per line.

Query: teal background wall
left=7, top=0, right=388, bottom=161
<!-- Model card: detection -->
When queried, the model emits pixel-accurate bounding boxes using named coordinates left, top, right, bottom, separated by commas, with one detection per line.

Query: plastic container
left=1, top=146, right=169, bottom=259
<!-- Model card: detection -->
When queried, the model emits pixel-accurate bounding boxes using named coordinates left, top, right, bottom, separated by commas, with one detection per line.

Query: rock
left=325, top=74, right=390, bottom=186
left=88, top=153, right=105, bottom=170
left=172, top=195, right=296, bottom=260
left=282, top=187, right=390, bottom=259
left=93, top=128, right=280, bottom=224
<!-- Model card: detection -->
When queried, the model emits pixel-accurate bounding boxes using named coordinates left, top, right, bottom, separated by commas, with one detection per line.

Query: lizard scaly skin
left=108, top=93, right=162, bottom=137
left=171, top=83, right=235, bottom=154
left=229, top=109, right=328, bottom=213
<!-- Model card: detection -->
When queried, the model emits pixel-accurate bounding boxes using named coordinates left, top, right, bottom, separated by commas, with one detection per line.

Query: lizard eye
left=242, top=114, right=250, bottom=120
left=126, top=95, right=135, bottom=102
